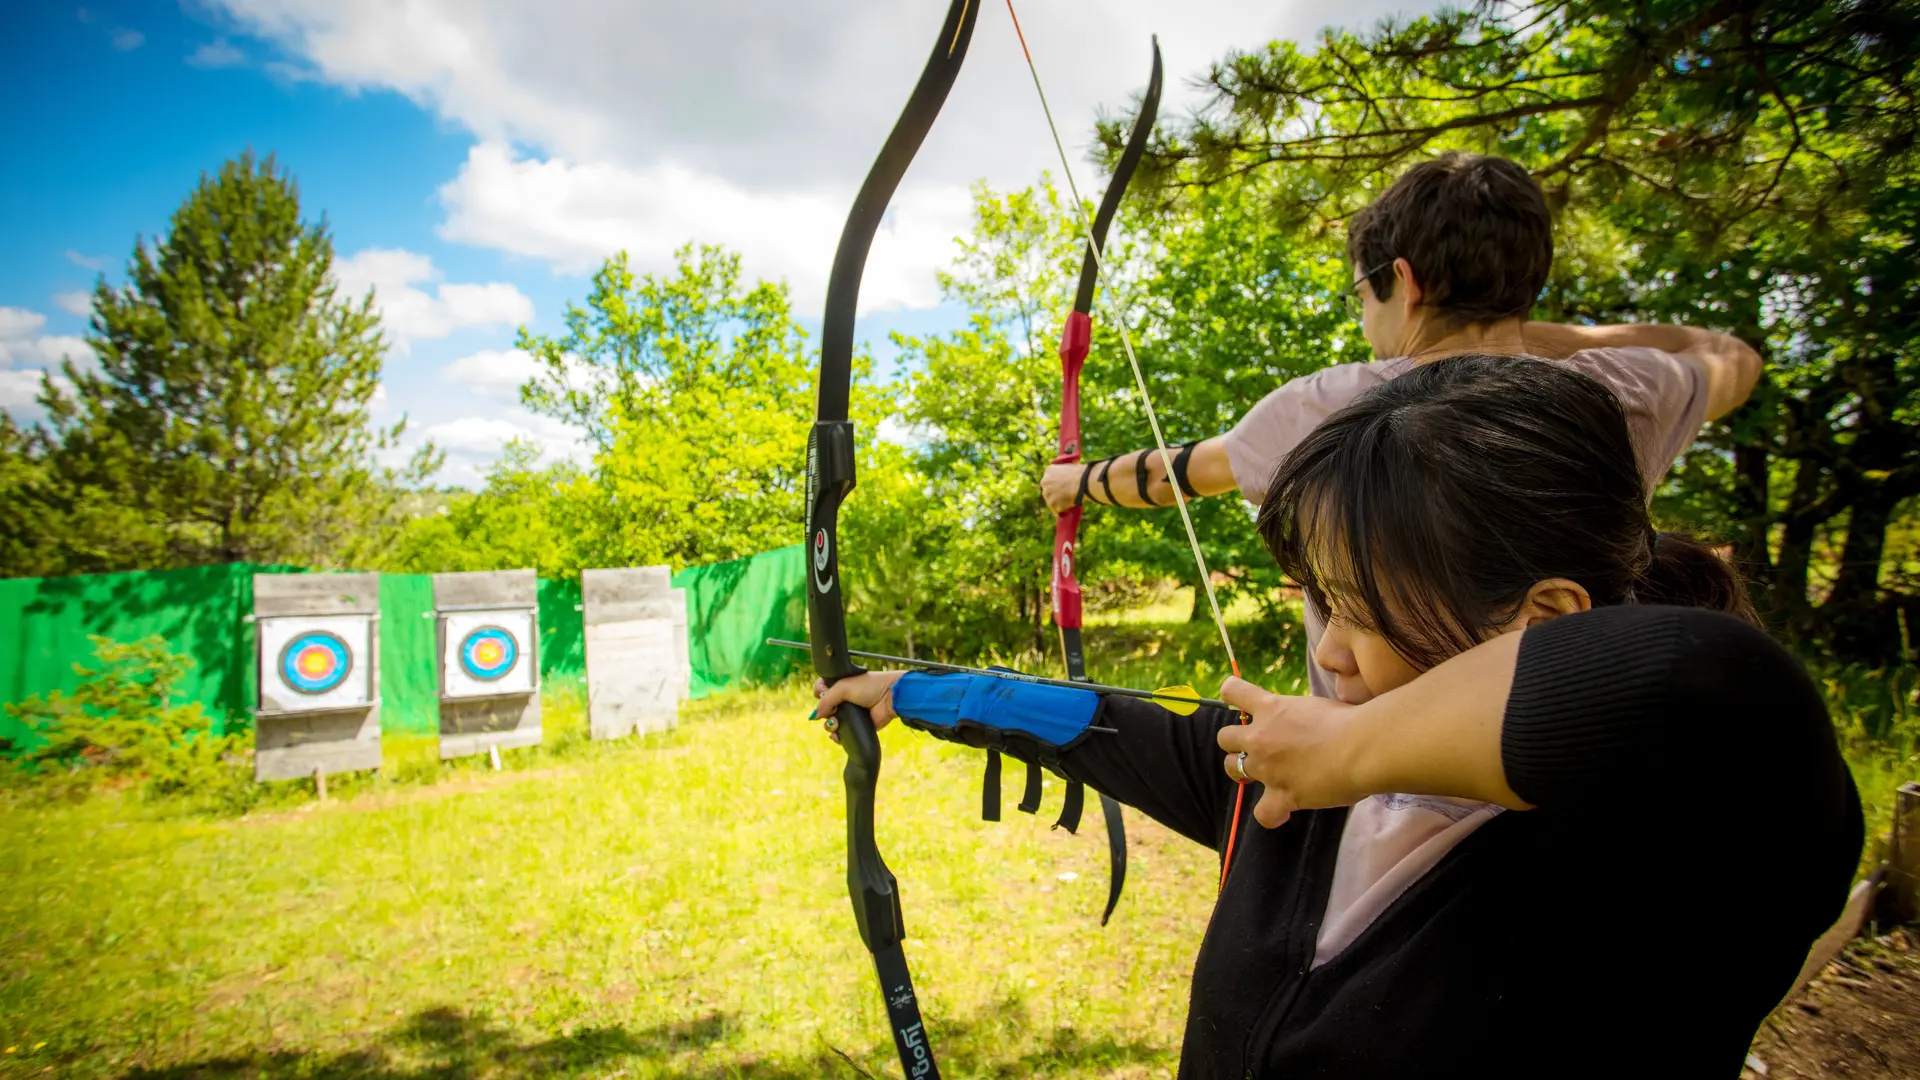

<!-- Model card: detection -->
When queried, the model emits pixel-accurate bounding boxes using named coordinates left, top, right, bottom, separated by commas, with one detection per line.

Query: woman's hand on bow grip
left=812, top=671, right=907, bottom=740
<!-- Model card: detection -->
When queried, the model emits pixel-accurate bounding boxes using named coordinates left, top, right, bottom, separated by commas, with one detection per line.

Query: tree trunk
left=1730, top=438, right=1775, bottom=617
left=1773, top=463, right=1825, bottom=644
left=1826, top=482, right=1900, bottom=663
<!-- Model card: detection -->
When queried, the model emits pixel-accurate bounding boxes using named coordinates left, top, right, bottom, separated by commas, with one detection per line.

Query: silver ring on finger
left=1227, top=750, right=1248, bottom=783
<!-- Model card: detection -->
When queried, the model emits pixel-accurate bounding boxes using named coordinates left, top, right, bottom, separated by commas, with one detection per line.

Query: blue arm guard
left=891, top=671, right=1099, bottom=750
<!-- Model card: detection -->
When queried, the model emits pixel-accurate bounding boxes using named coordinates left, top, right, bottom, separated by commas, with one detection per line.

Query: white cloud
left=332, top=248, right=534, bottom=353
left=0, top=307, right=95, bottom=373
left=207, top=0, right=1420, bottom=186
left=413, top=411, right=587, bottom=487
left=212, top=0, right=1433, bottom=314
left=427, top=415, right=545, bottom=456
left=189, top=38, right=247, bottom=68
left=79, top=8, right=146, bottom=52
left=0, top=307, right=45, bottom=343
left=0, top=307, right=94, bottom=422
left=441, top=347, right=541, bottom=402
left=64, top=250, right=107, bottom=272
left=438, top=142, right=971, bottom=314
left=53, top=290, right=93, bottom=318
left=0, top=370, right=65, bottom=416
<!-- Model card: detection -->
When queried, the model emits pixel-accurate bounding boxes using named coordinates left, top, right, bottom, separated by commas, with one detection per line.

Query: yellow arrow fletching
left=1151, top=685, right=1201, bottom=716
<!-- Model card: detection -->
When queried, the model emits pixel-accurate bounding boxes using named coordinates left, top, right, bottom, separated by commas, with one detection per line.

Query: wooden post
left=313, top=765, right=327, bottom=802
left=489, top=744, right=502, bottom=772
left=1885, top=781, right=1920, bottom=925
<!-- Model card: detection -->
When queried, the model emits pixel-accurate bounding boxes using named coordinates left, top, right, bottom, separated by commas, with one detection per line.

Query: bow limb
left=806, top=1, right=979, bottom=1075
left=1050, top=39, right=1163, bottom=926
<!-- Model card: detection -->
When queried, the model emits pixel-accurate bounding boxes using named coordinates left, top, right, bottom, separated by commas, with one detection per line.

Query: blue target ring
left=459, top=625, right=519, bottom=681
left=278, top=630, right=353, bottom=695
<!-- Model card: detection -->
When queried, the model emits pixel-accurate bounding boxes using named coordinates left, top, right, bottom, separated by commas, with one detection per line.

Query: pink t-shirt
left=1219, top=348, right=1711, bottom=967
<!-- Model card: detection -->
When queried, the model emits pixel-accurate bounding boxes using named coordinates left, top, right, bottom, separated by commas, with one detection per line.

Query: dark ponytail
left=1257, top=354, right=1754, bottom=672
left=1643, top=531, right=1757, bottom=622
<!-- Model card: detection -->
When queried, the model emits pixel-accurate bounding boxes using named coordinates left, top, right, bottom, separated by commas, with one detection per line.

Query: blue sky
left=2, top=0, right=1416, bottom=485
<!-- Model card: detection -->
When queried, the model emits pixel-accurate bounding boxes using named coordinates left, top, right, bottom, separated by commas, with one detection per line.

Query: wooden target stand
left=432, top=570, right=542, bottom=766
left=581, top=566, right=691, bottom=740
left=250, top=573, right=382, bottom=792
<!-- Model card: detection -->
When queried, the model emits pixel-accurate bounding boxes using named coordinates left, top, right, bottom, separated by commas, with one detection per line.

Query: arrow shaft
left=768, top=638, right=1228, bottom=711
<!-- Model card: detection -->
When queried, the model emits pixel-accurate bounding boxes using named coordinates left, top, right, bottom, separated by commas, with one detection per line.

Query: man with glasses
left=1040, top=150, right=1761, bottom=700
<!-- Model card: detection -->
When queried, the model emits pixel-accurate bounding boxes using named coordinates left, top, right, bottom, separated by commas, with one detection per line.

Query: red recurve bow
left=1050, top=38, right=1163, bottom=926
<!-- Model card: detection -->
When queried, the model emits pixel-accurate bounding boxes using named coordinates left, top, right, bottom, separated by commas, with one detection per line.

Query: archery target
left=459, top=626, right=518, bottom=681
left=281, top=631, right=353, bottom=694
left=257, top=614, right=372, bottom=713
left=440, top=609, right=536, bottom=698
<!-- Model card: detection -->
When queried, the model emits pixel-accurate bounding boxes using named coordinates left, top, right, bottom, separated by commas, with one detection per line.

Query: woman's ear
left=1514, top=578, right=1592, bottom=628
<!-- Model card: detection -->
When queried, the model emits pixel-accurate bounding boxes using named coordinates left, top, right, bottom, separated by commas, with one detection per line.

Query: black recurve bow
left=1048, top=37, right=1162, bottom=928
left=804, top=1, right=980, bottom=1075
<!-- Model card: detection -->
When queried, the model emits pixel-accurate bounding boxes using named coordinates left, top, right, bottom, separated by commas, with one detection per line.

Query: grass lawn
left=2, top=624, right=1912, bottom=1079
left=0, top=683, right=1220, bottom=1079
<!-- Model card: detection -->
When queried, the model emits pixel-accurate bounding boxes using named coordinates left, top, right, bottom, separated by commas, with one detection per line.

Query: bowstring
left=1005, top=1, right=1254, bottom=892
left=1003, top=2, right=1239, bottom=677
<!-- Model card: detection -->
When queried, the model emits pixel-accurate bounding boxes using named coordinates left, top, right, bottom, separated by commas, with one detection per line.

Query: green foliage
left=380, top=245, right=854, bottom=579
left=3, top=635, right=252, bottom=807
left=1092, top=181, right=1370, bottom=623
left=1142, top=0, right=1920, bottom=662
left=374, top=442, right=587, bottom=578
left=849, top=176, right=1367, bottom=660
left=0, top=152, right=436, bottom=578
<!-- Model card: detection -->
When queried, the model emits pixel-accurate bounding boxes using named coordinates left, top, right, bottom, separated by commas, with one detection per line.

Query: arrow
left=768, top=637, right=1227, bottom=714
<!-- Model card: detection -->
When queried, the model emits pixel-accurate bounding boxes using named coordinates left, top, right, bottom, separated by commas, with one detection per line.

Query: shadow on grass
left=114, top=1001, right=1174, bottom=1079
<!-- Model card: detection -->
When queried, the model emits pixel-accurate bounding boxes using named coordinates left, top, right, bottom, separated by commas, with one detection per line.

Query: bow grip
left=1051, top=506, right=1084, bottom=631
left=838, top=699, right=907, bottom=954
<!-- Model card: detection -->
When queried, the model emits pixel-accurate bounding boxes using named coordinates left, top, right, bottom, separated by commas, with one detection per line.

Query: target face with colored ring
left=278, top=630, right=354, bottom=696
left=458, top=625, right=520, bottom=681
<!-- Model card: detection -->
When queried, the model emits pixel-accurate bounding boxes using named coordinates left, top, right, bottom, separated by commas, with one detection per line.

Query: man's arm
left=1521, top=321, right=1763, bottom=421
left=1041, top=436, right=1237, bottom=515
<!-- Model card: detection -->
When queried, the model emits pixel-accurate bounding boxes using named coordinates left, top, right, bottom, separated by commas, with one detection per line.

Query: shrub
left=4, top=635, right=255, bottom=808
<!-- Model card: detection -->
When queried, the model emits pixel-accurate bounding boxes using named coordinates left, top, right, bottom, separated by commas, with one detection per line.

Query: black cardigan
left=929, top=606, right=1864, bottom=1078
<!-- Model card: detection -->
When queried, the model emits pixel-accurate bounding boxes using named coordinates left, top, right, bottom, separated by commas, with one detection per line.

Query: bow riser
left=1051, top=310, right=1090, bottom=650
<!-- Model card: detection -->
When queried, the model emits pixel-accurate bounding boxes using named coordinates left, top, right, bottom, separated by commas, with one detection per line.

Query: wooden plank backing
left=253, top=572, right=380, bottom=616
left=432, top=569, right=536, bottom=609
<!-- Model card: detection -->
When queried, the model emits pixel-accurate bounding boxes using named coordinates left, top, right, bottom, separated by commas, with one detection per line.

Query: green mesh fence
left=377, top=574, right=438, bottom=735
left=673, top=544, right=805, bottom=698
left=538, top=578, right=585, bottom=680
left=1, top=547, right=804, bottom=747
left=0, top=563, right=298, bottom=747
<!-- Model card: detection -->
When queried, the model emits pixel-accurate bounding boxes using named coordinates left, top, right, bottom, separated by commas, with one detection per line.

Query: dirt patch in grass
left=233, top=766, right=572, bottom=825
left=1745, top=929, right=1920, bottom=1079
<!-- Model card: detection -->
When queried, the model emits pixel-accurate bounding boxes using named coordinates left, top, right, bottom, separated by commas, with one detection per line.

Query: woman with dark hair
left=815, top=356, right=1862, bottom=1078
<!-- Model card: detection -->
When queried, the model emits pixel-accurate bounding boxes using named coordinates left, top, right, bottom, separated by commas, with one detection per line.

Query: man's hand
left=1041, top=437, right=1237, bottom=514
left=1042, top=462, right=1087, bottom=514
left=1215, top=676, right=1365, bottom=828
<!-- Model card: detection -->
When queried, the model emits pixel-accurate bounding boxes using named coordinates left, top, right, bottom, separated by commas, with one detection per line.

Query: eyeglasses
left=1344, top=260, right=1395, bottom=320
